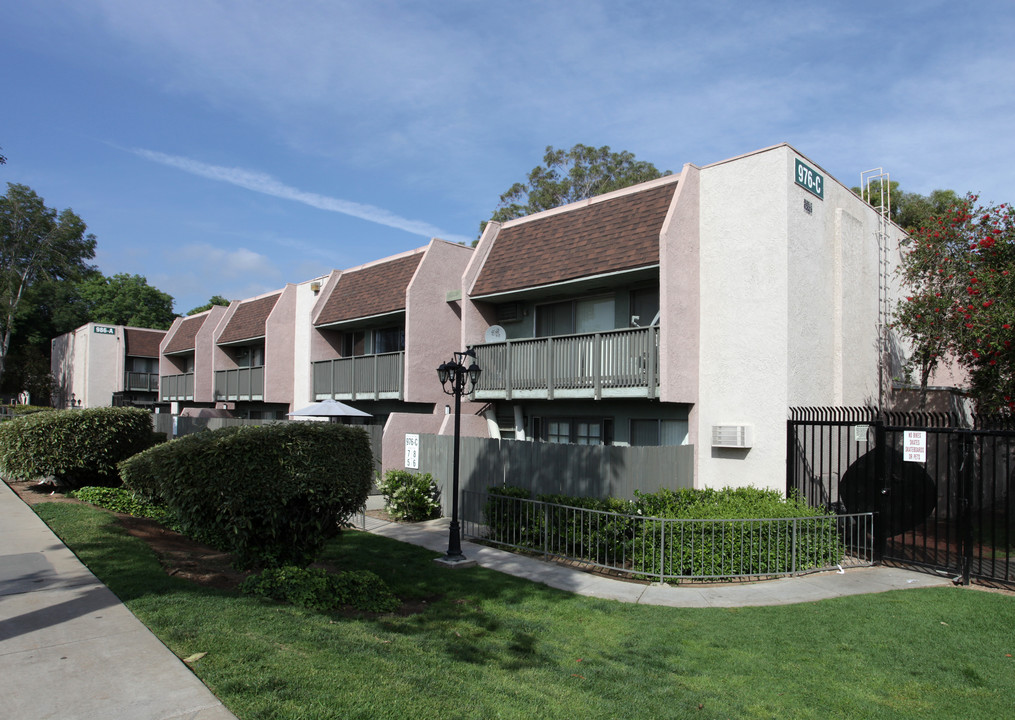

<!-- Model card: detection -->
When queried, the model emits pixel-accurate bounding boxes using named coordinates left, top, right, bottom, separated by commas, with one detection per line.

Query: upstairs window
left=342, top=327, right=404, bottom=356
left=374, top=327, right=405, bottom=354
left=234, top=345, right=264, bottom=368
left=535, top=296, right=615, bottom=337
left=630, top=287, right=660, bottom=327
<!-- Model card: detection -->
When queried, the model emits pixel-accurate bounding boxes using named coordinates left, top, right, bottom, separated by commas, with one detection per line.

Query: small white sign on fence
left=904, top=430, right=927, bottom=463
left=404, top=433, right=420, bottom=469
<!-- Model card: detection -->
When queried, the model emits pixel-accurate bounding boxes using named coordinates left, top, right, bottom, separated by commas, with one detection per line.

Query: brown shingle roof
left=124, top=328, right=166, bottom=358
left=471, top=181, right=677, bottom=297
left=315, top=253, right=422, bottom=326
left=217, top=293, right=281, bottom=344
left=163, top=315, right=208, bottom=354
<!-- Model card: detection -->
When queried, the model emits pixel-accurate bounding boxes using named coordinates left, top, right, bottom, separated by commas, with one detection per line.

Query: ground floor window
left=534, top=416, right=612, bottom=445
left=630, top=418, right=688, bottom=446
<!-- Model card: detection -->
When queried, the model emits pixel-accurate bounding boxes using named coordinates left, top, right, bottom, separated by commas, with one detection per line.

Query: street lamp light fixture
left=435, top=347, right=482, bottom=563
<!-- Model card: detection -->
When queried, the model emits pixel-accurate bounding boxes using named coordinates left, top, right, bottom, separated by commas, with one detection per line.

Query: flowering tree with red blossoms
left=894, top=193, right=1015, bottom=413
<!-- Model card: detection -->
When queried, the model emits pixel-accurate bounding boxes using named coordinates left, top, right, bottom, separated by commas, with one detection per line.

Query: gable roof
left=315, top=252, right=423, bottom=326
left=217, top=293, right=281, bottom=344
left=163, top=314, right=208, bottom=354
left=124, top=328, right=166, bottom=358
left=471, top=180, right=677, bottom=297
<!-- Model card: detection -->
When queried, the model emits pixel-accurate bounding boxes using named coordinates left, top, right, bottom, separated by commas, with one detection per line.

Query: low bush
left=71, top=486, right=175, bottom=525
left=120, top=422, right=373, bottom=569
left=0, top=407, right=157, bottom=486
left=240, top=565, right=400, bottom=613
left=484, top=485, right=538, bottom=545
left=378, top=470, right=441, bottom=521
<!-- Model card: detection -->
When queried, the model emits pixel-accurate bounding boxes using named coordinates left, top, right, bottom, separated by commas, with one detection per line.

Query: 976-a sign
left=795, top=159, right=824, bottom=199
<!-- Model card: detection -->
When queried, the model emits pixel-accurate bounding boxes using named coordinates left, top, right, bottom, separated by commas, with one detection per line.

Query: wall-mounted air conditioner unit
left=711, top=424, right=753, bottom=449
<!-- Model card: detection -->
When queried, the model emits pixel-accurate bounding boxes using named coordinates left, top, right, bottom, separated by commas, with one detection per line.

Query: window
left=546, top=419, right=571, bottom=444
left=630, top=419, right=688, bottom=446
left=342, top=328, right=404, bottom=356
left=535, top=296, right=615, bottom=337
left=534, top=416, right=613, bottom=445
left=234, top=345, right=264, bottom=368
left=342, top=331, right=366, bottom=357
left=127, top=357, right=157, bottom=373
left=374, top=327, right=405, bottom=354
left=630, top=287, right=660, bottom=327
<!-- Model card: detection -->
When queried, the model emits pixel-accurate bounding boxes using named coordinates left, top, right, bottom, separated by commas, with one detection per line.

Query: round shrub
left=120, top=422, right=374, bottom=569
left=378, top=470, right=441, bottom=521
left=0, top=407, right=156, bottom=486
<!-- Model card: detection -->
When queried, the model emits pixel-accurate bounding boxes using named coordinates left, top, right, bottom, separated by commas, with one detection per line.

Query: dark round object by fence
left=838, top=448, right=937, bottom=536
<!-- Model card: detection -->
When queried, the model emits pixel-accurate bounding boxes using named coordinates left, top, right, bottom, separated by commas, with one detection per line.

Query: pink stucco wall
left=264, top=284, right=297, bottom=407
left=404, top=240, right=475, bottom=403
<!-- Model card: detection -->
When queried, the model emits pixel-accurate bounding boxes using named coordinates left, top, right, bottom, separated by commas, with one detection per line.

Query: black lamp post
left=436, top=347, right=482, bottom=563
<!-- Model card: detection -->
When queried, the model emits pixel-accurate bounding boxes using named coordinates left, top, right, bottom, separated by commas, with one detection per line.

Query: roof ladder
left=860, top=168, right=893, bottom=413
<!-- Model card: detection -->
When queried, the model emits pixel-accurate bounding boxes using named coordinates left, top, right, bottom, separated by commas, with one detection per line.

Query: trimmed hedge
left=120, top=422, right=373, bottom=569
left=0, top=407, right=157, bottom=486
left=483, top=485, right=844, bottom=580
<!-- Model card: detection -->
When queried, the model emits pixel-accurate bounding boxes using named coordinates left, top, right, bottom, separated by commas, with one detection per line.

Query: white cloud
left=131, top=148, right=472, bottom=244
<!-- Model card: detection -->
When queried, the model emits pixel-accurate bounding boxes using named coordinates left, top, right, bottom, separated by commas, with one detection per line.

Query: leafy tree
left=0, top=183, right=96, bottom=389
left=3, top=274, right=95, bottom=400
left=186, top=294, right=230, bottom=316
left=894, top=193, right=1015, bottom=413
left=0, top=147, right=6, bottom=165
left=852, top=182, right=961, bottom=234
left=480, top=143, right=670, bottom=236
left=78, top=273, right=176, bottom=329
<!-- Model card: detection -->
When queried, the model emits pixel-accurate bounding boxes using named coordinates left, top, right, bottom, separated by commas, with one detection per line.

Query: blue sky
left=3, top=1, right=1014, bottom=316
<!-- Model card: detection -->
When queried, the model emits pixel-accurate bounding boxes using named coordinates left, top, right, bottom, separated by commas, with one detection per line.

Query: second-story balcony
left=215, top=367, right=264, bottom=402
left=125, top=372, right=159, bottom=393
left=160, top=373, right=194, bottom=402
left=312, top=351, right=404, bottom=401
left=472, top=326, right=659, bottom=401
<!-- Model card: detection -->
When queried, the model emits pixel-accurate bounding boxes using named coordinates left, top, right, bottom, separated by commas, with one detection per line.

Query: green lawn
left=37, top=503, right=1015, bottom=720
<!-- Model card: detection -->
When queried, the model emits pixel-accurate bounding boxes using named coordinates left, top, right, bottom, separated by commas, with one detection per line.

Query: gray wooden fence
left=417, top=435, right=694, bottom=515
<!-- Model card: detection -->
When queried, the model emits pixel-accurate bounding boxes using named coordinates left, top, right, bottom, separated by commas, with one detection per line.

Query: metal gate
left=788, top=408, right=1014, bottom=586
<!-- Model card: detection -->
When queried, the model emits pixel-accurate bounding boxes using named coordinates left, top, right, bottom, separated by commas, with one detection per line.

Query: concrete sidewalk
left=0, top=481, right=236, bottom=720
left=359, top=513, right=955, bottom=607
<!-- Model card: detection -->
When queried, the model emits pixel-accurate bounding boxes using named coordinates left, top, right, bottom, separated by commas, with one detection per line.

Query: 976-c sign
left=795, top=159, right=824, bottom=199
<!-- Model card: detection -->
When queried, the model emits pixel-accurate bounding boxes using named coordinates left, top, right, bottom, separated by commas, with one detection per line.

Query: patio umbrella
left=287, top=399, right=372, bottom=421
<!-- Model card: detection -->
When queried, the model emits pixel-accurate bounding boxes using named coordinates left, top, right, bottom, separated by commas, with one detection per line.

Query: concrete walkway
left=0, top=481, right=237, bottom=720
left=358, top=512, right=955, bottom=607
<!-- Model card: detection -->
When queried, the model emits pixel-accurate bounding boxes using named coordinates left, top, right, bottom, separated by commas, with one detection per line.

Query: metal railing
left=312, top=352, right=404, bottom=400
left=214, top=367, right=265, bottom=401
left=472, top=326, right=659, bottom=400
left=125, top=372, right=159, bottom=392
left=160, top=373, right=194, bottom=401
left=462, top=491, right=874, bottom=582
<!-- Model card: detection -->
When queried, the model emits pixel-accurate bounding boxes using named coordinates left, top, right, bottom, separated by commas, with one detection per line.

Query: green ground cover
left=37, top=502, right=1015, bottom=720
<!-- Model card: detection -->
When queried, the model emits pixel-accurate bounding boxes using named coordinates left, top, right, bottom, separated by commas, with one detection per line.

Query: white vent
left=711, top=425, right=753, bottom=448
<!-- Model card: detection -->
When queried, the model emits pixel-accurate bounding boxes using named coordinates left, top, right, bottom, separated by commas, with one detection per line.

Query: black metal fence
left=788, top=407, right=1014, bottom=586
left=462, top=490, right=874, bottom=582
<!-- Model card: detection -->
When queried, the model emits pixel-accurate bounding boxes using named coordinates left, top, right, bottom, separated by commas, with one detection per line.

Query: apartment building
left=51, top=323, right=166, bottom=409
left=55, top=143, right=909, bottom=493
left=458, top=143, right=907, bottom=490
